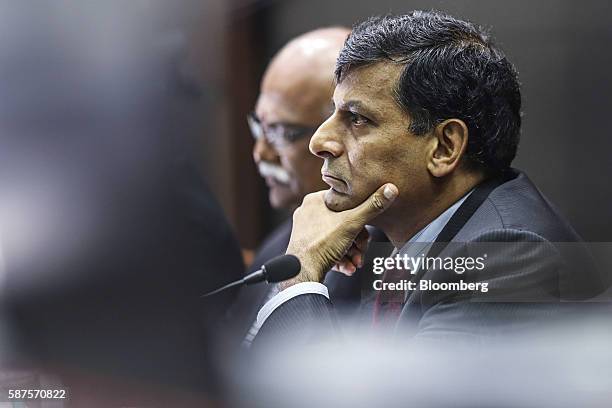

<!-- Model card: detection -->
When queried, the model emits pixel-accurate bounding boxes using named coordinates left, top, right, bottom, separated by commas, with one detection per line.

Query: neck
left=374, top=172, right=485, bottom=249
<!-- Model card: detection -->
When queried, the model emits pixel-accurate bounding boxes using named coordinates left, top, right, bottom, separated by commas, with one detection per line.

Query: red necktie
left=372, top=265, right=407, bottom=326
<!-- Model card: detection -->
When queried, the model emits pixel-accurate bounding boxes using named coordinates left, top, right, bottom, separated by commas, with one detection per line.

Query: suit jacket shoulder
left=454, top=170, right=582, bottom=243
left=402, top=170, right=605, bottom=341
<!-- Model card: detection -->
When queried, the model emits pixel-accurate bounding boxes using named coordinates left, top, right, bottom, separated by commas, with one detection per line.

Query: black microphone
left=200, top=254, right=301, bottom=298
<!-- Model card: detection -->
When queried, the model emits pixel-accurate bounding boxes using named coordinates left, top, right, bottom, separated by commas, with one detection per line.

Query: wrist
left=278, top=276, right=306, bottom=290
left=278, top=256, right=323, bottom=290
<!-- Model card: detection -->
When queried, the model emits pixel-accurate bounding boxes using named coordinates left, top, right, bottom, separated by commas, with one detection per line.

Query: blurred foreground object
left=0, top=2, right=242, bottom=405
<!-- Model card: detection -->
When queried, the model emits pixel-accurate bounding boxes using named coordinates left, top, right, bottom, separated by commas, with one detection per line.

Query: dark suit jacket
left=253, top=170, right=607, bottom=347
left=1, top=161, right=244, bottom=396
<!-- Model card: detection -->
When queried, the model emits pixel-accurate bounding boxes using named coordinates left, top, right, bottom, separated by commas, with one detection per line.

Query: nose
left=309, top=115, right=344, bottom=160
left=252, top=136, right=279, bottom=164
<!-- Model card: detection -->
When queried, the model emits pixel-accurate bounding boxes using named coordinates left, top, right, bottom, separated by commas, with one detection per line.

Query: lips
left=322, top=173, right=349, bottom=194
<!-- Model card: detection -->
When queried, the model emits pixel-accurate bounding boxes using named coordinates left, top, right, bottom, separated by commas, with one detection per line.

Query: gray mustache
left=258, top=162, right=291, bottom=184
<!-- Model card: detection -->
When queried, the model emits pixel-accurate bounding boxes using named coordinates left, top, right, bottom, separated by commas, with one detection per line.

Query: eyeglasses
left=247, top=112, right=319, bottom=150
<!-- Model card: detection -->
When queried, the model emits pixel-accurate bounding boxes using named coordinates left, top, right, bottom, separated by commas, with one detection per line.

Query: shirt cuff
left=256, top=282, right=329, bottom=329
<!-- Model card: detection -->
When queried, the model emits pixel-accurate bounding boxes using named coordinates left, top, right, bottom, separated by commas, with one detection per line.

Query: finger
left=352, top=253, right=363, bottom=269
left=332, top=259, right=355, bottom=273
left=300, top=190, right=326, bottom=205
left=346, top=244, right=364, bottom=268
left=336, top=258, right=357, bottom=276
left=338, top=248, right=358, bottom=271
left=353, top=228, right=370, bottom=252
left=348, top=183, right=398, bottom=227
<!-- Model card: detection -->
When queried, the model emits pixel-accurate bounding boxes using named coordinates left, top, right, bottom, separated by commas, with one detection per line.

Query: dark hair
left=336, top=11, right=522, bottom=172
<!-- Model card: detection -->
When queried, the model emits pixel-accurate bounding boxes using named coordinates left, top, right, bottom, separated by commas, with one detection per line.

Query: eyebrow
left=253, top=112, right=316, bottom=129
left=335, top=100, right=380, bottom=121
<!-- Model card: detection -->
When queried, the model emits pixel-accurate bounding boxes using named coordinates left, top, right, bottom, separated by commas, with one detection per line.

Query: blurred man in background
left=225, top=27, right=371, bottom=348
left=250, top=28, right=348, bottom=212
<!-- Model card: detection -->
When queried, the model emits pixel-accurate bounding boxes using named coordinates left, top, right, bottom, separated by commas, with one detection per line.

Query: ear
left=426, top=119, right=469, bottom=178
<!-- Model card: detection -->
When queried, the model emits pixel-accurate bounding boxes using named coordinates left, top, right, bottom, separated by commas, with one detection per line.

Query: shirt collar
left=396, top=190, right=473, bottom=256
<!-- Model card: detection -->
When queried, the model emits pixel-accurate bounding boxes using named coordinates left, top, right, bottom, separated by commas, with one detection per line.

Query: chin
left=323, top=189, right=357, bottom=212
left=269, top=191, right=290, bottom=210
left=270, top=185, right=302, bottom=210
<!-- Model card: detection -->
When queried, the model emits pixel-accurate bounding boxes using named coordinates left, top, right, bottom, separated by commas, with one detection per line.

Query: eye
left=349, top=112, right=369, bottom=127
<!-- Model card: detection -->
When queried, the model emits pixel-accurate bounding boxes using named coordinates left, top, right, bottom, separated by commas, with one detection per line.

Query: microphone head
left=262, top=254, right=301, bottom=283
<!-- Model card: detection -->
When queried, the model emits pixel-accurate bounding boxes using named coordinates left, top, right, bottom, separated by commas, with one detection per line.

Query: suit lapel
left=400, top=172, right=513, bottom=304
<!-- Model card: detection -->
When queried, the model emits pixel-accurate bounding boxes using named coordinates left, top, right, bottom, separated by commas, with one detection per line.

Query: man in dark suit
left=252, top=11, right=606, bottom=347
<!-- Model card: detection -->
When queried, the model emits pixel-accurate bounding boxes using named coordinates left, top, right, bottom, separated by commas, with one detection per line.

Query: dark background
left=189, top=0, right=612, bottom=246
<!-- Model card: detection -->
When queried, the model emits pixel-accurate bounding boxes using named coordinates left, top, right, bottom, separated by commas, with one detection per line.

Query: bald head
left=253, top=27, right=350, bottom=210
left=258, top=27, right=350, bottom=125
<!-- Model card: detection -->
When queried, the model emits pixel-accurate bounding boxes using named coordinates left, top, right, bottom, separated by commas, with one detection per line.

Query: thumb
left=349, top=183, right=398, bottom=224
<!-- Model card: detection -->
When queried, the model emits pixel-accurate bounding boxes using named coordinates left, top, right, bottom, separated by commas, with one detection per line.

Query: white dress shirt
left=254, top=191, right=472, bottom=332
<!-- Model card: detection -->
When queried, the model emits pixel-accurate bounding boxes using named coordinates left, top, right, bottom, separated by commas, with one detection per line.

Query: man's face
left=254, top=91, right=328, bottom=209
left=309, top=62, right=433, bottom=218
